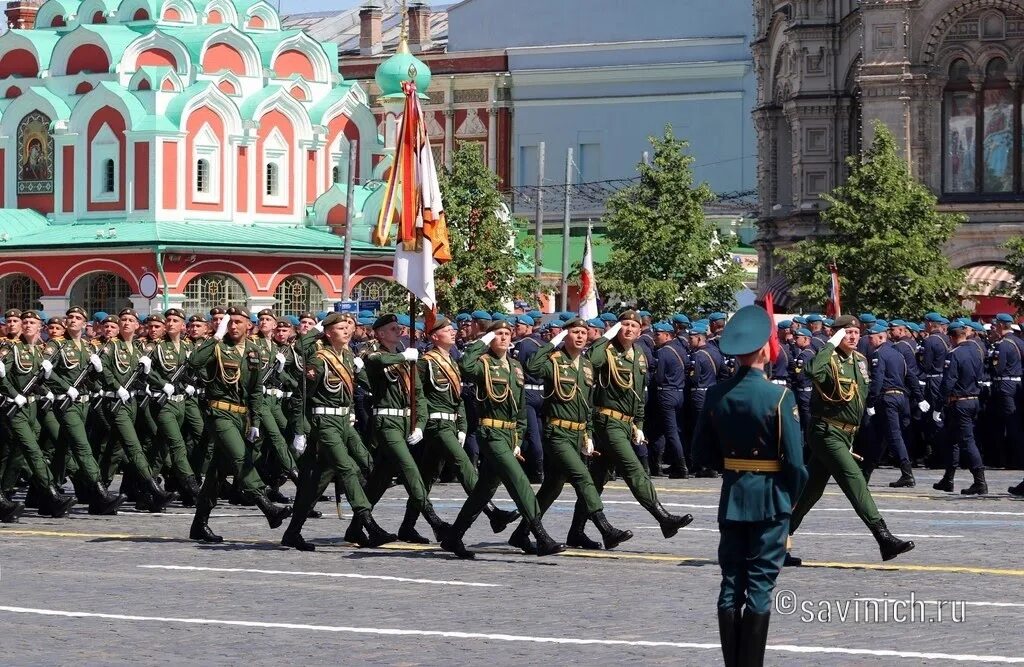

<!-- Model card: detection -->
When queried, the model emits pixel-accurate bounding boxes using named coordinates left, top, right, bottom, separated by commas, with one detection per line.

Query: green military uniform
left=788, top=314, right=914, bottom=563
left=571, top=312, right=692, bottom=538
left=692, top=305, right=808, bottom=667
left=251, top=329, right=297, bottom=481
left=144, top=330, right=201, bottom=499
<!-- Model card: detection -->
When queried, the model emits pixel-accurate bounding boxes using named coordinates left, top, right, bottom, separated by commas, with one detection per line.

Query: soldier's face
left=869, top=332, right=886, bottom=349
left=515, top=323, right=528, bottom=337
left=259, top=315, right=276, bottom=334
left=377, top=322, right=403, bottom=347
left=102, top=322, right=120, bottom=339
left=587, top=327, right=601, bottom=342
left=565, top=326, right=588, bottom=353
left=689, top=334, right=705, bottom=348
left=838, top=326, right=860, bottom=352
left=22, top=318, right=40, bottom=339
left=795, top=335, right=810, bottom=349
left=654, top=331, right=673, bottom=346
left=431, top=326, right=456, bottom=348
left=325, top=323, right=349, bottom=347
left=119, top=315, right=139, bottom=338
left=298, top=318, right=316, bottom=334
left=166, top=316, right=184, bottom=337
left=227, top=315, right=248, bottom=340
left=187, top=322, right=205, bottom=339
left=489, top=327, right=512, bottom=355
left=148, top=321, right=166, bottom=340
left=6, top=317, right=21, bottom=337
left=47, top=323, right=65, bottom=339
left=273, top=327, right=292, bottom=344
left=211, top=314, right=225, bottom=330
left=66, top=312, right=86, bottom=336
left=618, top=319, right=640, bottom=343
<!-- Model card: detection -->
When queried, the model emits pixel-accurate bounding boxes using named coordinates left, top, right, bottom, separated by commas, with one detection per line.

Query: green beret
left=144, top=313, right=166, bottom=324
left=257, top=308, right=275, bottom=318
left=21, top=310, right=41, bottom=321
left=46, top=317, right=66, bottom=328
left=276, top=317, right=294, bottom=328
left=428, top=316, right=453, bottom=334
left=4, top=308, right=22, bottom=319
left=488, top=319, right=513, bottom=333
left=118, top=308, right=139, bottom=320
left=373, top=313, right=398, bottom=330
left=618, top=310, right=642, bottom=324
left=322, top=312, right=354, bottom=329
left=66, top=306, right=87, bottom=318
left=226, top=305, right=250, bottom=318
left=188, top=314, right=207, bottom=324
left=719, top=305, right=771, bottom=356
left=833, top=314, right=859, bottom=330
left=209, top=307, right=226, bottom=316
left=561, top=317, right=588, bottom=330
left=163, top=308, right=186, bottom=321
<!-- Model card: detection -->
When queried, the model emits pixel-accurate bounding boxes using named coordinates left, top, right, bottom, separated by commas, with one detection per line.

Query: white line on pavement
left=549, top=499, right=1024, bottom=517
left=856, top=598, right=1024, bottom=609
left=0, top=606, right=1020, bottom=663
left=629, top=526, right=964, bottom=538
left=137, top=565, right=499, bottom=588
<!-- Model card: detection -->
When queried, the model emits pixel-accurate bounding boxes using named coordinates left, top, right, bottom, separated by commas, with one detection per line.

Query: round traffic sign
left=139, top=272, right=159, bottom=299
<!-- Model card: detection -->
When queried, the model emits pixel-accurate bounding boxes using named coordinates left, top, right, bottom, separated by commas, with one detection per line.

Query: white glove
left=314, top=320, right=325, bottom=333
left=479, top=331, right=496, bottom=346
left=550, top=330, right=569, bottom=347
left=353, top=357, right=364, bottom=372
left=247, top=426, right=260, bottom=442
left=116, top=386, right=130, bottom=403
left=138, top=356, right=152, bottom=374
left=513, top=445, right=523, bottom=460
left=828, top=329, right=846, bottom=348
left=185, top=384, right=196, bottom=397
left=213, top=316, right=229, bottom=341
left=162, top=383, right=175, bottom=397
left=275, top=353, right=286, bottom=373
left=292, top=434, right=307, bottom=454
left=44, top=391, right=54, bottom=403
left=66, top=386, right=79, bottom=402
left=932, top=410, right=943, bottom=424
left=633, top=428, right=646, bottom=444
left=349, top=413, right=356, bottom=426
left=583, top=437, right=595, bottom=456
left=918, top=400, right=930, bottom=412
left=406, top=427, right=423, bottom=445
left=401, top=348, right=419, bottom=362
left=13, top=394, right=26, bottom=407
left=457, top=431, right=466, bottom=446
left=602, top=322, right=622, bottom=340
left=89, top=354, right=102, bottom=373
left=41, top=359, right=53, bottom=379
left=866, top=407, right=876, bottom=417
left=0, top=362, right=5, bottom=379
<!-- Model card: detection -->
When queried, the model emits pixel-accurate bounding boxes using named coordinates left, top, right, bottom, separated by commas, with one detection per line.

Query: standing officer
left=512, top=314, right=545, bottom=483
left=787, top=315, right=915, bottom=564
left=989, top=314, right=1023, bottom=470
left=919, top=313, right=951, bottom=466
left=653, top=321, right=690, bottom=478
left=693, top=305, right=806, bottom=667
left=789, top=328, right=816, bottom=435
left=687, top=323, right=722, bottom=477
left=932, top=321, right=987, bottom=494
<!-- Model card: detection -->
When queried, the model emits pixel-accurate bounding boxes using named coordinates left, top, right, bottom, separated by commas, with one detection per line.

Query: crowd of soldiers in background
left=0, top=301, right=1021, bottom=533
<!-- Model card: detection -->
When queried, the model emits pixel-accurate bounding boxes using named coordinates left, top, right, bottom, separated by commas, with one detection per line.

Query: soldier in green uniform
left=0, top=310, right=74, bottom=519
left=693, top=305, right=808, bottom=667
left=441, top=319, right=564, bottom=559
left=185, top=314, right=213, bottom=477
left=280, top=313, right=396, bottom=551
left=187, top=305, right=291, bottom=543
left=251, top=308, right=298, bottom=495
left=787, top=314, right=915, bottom=564
left=44, top=306, right=123, bottom=515
left=569, top=311, right=693, bottom=539
left=396, top=317, right=519, bottom=544
left=506, top=317, right=632, bottom=552
left=356, top=314, right=450, bottom=542
left=98, top=308, right=176, bottom=512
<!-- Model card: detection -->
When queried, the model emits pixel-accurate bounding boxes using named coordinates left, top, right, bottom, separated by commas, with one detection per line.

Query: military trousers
left=365, top=416, right=432, bottom=514
left=4, top=403, right=56, bottom=490
left=152, top=400, right=197, bottom=482
left=194, top=406, right=265, bottom=521
left=256, top=401, right=295, bottom=474
left=184, top=398, right=212, bottom=475
left=865, top=393, right=912, bottom=467
left=52, top=401, right=101, bottom=486
left=103, top=400, right=155, bottom=481
left=790, top=420, right=881, bottom=534
left=656, top=389, right=687, bottom=469
left=286, top=415, right=371, bottom=537
left=533, top=423, right=603, bottom=517
left=718, top=516, right=789, bottom=614
left=991, top=381, right=1023, bottom=468
left=413, top=418, right=478, bottom=497
left=522, top=391, right=544, bottom=477
left=944, top=399, right=983, bottom=470
left=452, top=425, right=540, bottom=528
left=573, top=413, right=659, bottom=525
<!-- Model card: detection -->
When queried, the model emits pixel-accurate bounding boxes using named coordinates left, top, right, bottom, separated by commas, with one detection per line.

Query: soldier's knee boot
left=41, top=485, right=76, bottom=518
left=397, top=503, right=430, bottom=544
left=565, top=511, right=601, bottom=550
left=483, top=502, right=519, bottom=534
left=87, top=481, right=124, bottom=515
left=247, top=488, right=292, bottom=529
left=870, top=518, right=915, bottom=561
left=717, top=607, right=741, bottom=667
left=590, top=510, right=632, bottom=550
left=507, top=519, right=535, bottom=554
left=738, top=610, right=770, bottom=667
left=0, top=488, right=25, bottom=523
left=961, top=468, right=988, bottom=495
left=650, top=501, right=693, bottom=538
left=530, top=519, right=565, bottom=557
left=359, top=509, right=398, bottom=548
left=889, top=461, right=915, bottom=488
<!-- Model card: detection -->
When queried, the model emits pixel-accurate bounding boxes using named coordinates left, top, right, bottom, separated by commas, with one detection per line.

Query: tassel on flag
left=372, top=80, right=451, bottom=329
left=826, top=261, right=842, bottom=318
left=764, top=291, right=780, bottom=365
left=577, top=223, right=599, bottom=319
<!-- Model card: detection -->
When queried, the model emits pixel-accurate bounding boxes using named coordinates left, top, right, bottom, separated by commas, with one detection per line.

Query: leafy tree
left=779, top=121, right=966, bottom=316
left=596, top=125, right=745, bottom=317
left=1001, top=237, right=1024, bottom=313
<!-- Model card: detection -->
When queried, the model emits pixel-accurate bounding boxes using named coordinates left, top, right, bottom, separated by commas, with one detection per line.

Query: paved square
left=2, top=467, right=1023, bottom=665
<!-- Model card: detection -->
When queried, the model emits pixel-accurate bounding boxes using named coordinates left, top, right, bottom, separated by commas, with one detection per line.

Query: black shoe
left=281, top=531, right=315, bottom=552
left=717, top=608, right=740, bottom=667
left=738, top=610, right=770, bottom=667
left=783, top=552, right=802, bottom=567
left=565, top=528, right=602, bottom=550
left=667, top=466, right=689, bottom=479
left=889, top=462, right=915, bottom=488
left=344, top=522, right=369, bottom=547
left=266, top=487, right=291, bottom=504
left=359, top=510, right=398, bottom=548
left=248, top=489, right=292, bottom=529
left=961, top=468, right=987, bottom=495
left=507, top=521, right=536, bottom=554
left=441, top=530, right=475, bottom=559
left=933, top=469, right=955, bottom=492
left=530, top=520, right=566, bottom=557
left=178, top=475, right=201, bottom=507
left=41, top=486, right=77, bottom=518
left=421, top=504, right=451, bottom=542
left=1009, top=481, right=1024, bottom=496
left=189, top=519, right=223, bottom=543
left=87, top=483, right=124, bottom=515
left=651, top=502, right=693, bottom=538
left=695, top=467, right=719, bottom=478
left=0, top=491, right=25, bottom=523
left=398, top=525, right=431, bottom=544
left=484, top=503, right=520, bottom=534
left=590, top=510, right=633, bottom=550
left=145, top=477, right=177, bottom=513
left=307, top=508, right=323, bottom=519
left=870, top=518, right=915, bottom=561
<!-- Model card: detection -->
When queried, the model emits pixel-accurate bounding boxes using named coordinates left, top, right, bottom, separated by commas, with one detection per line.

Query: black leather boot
left=441, top=512, right=478, bottom=559
left=41, top=485, right=77, bottom=518
left=281, top=530, right=315, bottom=551
left=738, top=610, right=770, bottom=667
left=507, top=520, right=536, bottom=554
left=717, top=607, right=740, bottom=667
left=933, top=468, right=955, bottom=492
left=565, top=511, right=601, bottom=550
left=649, top=451, right=663, bottom=477
left=960, top=468, right=988, bottom=495
left=1009, top=479, right=1024, bottom=496
left=889, top=461, right=915, bottom=488
left=650, top=501, right=693, bottom=538
left=177, top=475, right=201, bottom=508
left=870, top=518, right=915, bottom=561
left=397, top=504, right=430, bottom=544
left=483, top=502, right=519, bottom=534
left=247, top=489, right=292, bottom=529
left=530, top=519, right=566, bottom=557
left=189, top=516, right=223, bottom=543
left=0, top=489, right=25, bottom=523
left=667, top=462, right=689, bottom=479
left=590, top=510, right=633, bottom=550
left=24, top=483, right=42, bottom=509
left=88, top=482, right=124, bottom=515
left=145, top=476, right=177, bottom=513
left=359, top=509, right=398, bottom=547
left=343, top=516, right=369, bottom=547
left=421, top=503, right=451, bottom=542
left=265, top=486, right=291, bottom=504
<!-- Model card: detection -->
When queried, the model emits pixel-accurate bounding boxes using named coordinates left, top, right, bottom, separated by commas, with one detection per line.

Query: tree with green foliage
left=779, top=122, right=966, bottom=316
left=596, top=125, right=745, bottom=317
left=1000, top=238, right=1024, bottom=313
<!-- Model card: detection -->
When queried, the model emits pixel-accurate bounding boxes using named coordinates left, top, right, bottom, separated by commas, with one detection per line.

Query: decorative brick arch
left=203, top=43, right=246, bottom=76
left=923, top=0, right=1024, bottom=64
left=137, top=47, right=178, bottom=69
left=67, top=44, right=110, bottom=75
left=0, top=48, right=39, bottom=78
left=273, top=49, right=314, bottom=80
left=266, top=263, right=338, bottom=296
left=56, top=259, right=139, bottom=293
left=169, top=259, right=259, bottom=295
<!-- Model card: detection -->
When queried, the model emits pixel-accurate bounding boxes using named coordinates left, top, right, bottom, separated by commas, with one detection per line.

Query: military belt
left=691, top=387, right=708, bottom=392
left=428, top=411, right=457, bottom=421
left=263, top=388, right=284, bottom=398
left=374, top=408, right=411, bottom=417
left=524, top=384, right=544, bottom=391
left=994, top=376, right=1022, bottom=381
left=284, top=391, right=294, bottom=398
left=924, top=373, right=943, bottom=378
left=724, top=457, right=782, bottom=473
left=480, top=417, right=516, bottom=430
left=947, top=395, right=979, bottom=404
left=771, top=379, right=787, bottom=386
left=548, top=418, right=586, bottom=431
left=596, top=407, right=632, bottom=423
left=822, top=417, right=858, bottom=434
left=313, top=406, right=351, bottom=416
left=209, top=399, right=246, bottom=414
left=165, top=395, right=186, bottom=403
left=57, top=393, right=89, bottom=404
left=798, top=387, right=813, bottom=392
left=884, top=389, right=905, bottom=395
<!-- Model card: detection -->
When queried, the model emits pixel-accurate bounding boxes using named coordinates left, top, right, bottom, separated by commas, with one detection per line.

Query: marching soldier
left=693, top=305, right=807, bottom=667
left=932, top=321, right=987, bottom=495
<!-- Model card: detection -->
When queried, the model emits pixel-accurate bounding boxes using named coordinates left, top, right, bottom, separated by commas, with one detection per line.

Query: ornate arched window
left=351, top=277, right=389, bottom=303
left=943, top=59, right=975, bottom=194
left=274, top=276, right=324, bottom=315
left=69, top=273, right=132, bottom=315
left=182, top=273, right=247, bottom=314
left=982, top=58, right=1013, bottom=193
left=0, top=274, right=42, bottom=313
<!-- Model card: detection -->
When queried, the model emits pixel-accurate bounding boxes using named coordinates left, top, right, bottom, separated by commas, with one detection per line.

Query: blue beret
left=93, top=311, right=108, bottom=323
left=906, top=322, right=922, bottom=333
left=396, top=314, right=411, bottom=327
left=249, top=314, right=258, bottom=324
left=868, top=324, right=888, bottom=335
left=778, top=319, right=792, bottom=329
left=652, top=321, right=674, bottom=333
left=527, top=310, right=543, bottom=320
left=587, top=318, right=604, bottom=329
left=889, top=319, right=906, bottom=327
left=357, top=310, right=372, bottom=318
left=947, top=321, right=965, bottom=333
left=454, top=313, right=471, bottom=323
left=287, top=315, right=300, bottom=326
left=859, top=313, right=876, bottom=324
left=517, top=315, right=534, bottom=326
left=923, top=312, right=946, bottom=323
left=875, top=319, right=888, bottom=328
left=599, top=312, right=617, bottom=322
left=806, top=314, right=823, bottom=323
left=995, top=313, right=1015, bottom=324
left=795, top=327, right=812, bottom=337
left=38, top=311, right=48, bottom=320
left=638, top=310, right=651, bottom=318
left=792, top=316, right=807, bottom=325
left=689, top=324, right=709, bottom=336
left=671, top=314, right=691, bottom=325
left=414, top=321, right=425, bottom=331
left=316, top=311, right=329, bottom=321
left=357, top=316, right=374, bottom=326
left=824, top=318, right=834, bottom=326
left=709, top=312, right=727, bottom=322
left=719, top=305, right=770, bottom=355
left=470, top=310, right=492, bottom=321
left=549, top=319, right=564, bottom=329
left=558, top=311, right=577, bottom=320
left=967, top=321, right=986, bottom=332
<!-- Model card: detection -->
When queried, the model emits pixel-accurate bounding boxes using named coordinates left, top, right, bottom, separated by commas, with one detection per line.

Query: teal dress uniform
left=692, top=305, right=808, bottom=667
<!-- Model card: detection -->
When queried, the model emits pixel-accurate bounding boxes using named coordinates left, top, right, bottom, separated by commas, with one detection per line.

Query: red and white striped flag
left=826, top=261, right=842, bottom=318
left=577, top=224, right=598, bottom=319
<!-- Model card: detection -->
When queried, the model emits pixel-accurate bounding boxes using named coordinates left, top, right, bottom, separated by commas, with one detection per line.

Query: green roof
left=239, top=83, right=281, bottom=118
left=78, top=24, right=151, bottom=64
left=159, top=25, right=232, bottom=64
left=7, top=29, right=62, bottom=69
left=248, top=29, right=303, bottom=66
left=164, top=80, right=213, bottom=126
left=27, top=85, right=74, bottom=121
left=306, top=82, right=355, bottom=124
left=517, top=228, right=609, bottom=274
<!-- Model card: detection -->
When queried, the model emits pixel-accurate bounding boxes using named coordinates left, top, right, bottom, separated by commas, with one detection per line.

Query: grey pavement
left=2, top=467, right=1024, bottom=665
